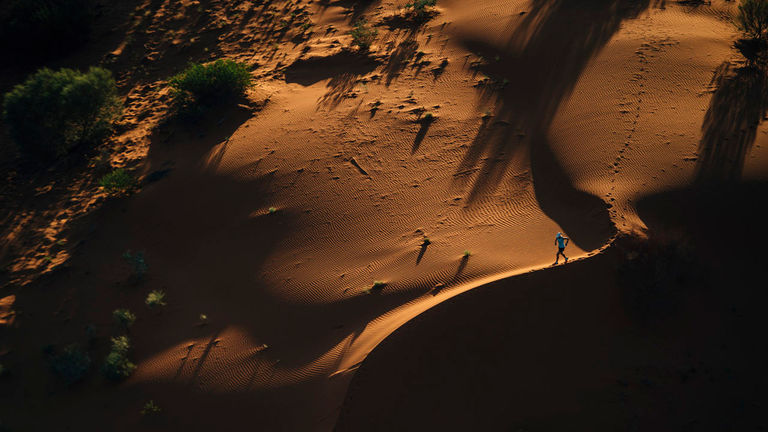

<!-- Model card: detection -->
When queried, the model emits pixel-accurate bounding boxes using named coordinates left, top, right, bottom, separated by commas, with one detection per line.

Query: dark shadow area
left=695, top=62, right=768, bottom=183
left=415, top=244, right=427, bottom=265
left=337, top=184, right=768, bottom=432
left=411, top=117, right=434, bottom=154
left=380, top=9, right=440, bottom=31
left=451, top=255, right=469, bottom=282
left=531, top=134, right=615, bottom=251
left=384, top=37, right=419, bottom=86
left=317, top=0, right=379, bottom=21
left=318, top=73, right=361, bottom=110
left=283, top=50, right=381, bottom=86
left=455, top=0, right=658, bottom=249
left=0, top=97, right=437, bottom=431
left=431, top=58, right=448, bottom=80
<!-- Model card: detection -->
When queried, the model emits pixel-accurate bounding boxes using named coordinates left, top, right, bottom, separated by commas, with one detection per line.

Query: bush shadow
left=455, top=0, right=658, bottom=249
left=695, top=62, right=768, bottom=183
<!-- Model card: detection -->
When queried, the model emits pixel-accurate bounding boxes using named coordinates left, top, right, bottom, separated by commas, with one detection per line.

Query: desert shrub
left=102, top=336, right=136, bottom=381
left=99, top=169, right=135, bottom=194
left=145, top=290, right=166, bottom=307
left=407, top=0, right=437, bottom=14
left=110, top=335, right=131, bottom=354
left=735, top=37, right=768, bottom=64
left=50, top=344, right=91, bottom=385
left=113, top=308, right=136, bottom=329
left=141, top=400, right=162, bottom=416
left=349, top=20, right=378, bottom=51
left=737, top=0, right=768, bottom=40
left=2, top=67, right=121, bottom=161
left=169, top=60, right=252, bottom=107
left=0, top=0, right=93, bottom=61
left=122, top=251, right=148, bottom=280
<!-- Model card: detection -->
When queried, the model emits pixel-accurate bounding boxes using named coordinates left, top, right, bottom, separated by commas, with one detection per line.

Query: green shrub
left=169, top=59, right=252, bottom=107
left=0, top=0, right=93, bottom=61
left=141, top=400, right=162, bottom=416
left=122, top=251, right=148, bottom=279
left=50, top=344, right=91, bottom=385
left=407, top=0, right=437, bottom=14
left=113, top=308, right=136, bottom=329
left=102, top=336, right=136, bottom=381
left=110, top=336, right=130, bottom=355
left=737, top=0, right=768, bottom=40
left=2, top=67, right=121, bottom=161
left=99, top=169, right=135, bottom=194
left=145, top=290, right=166, bottom=308
left=349, top=20, right=378, bottom=51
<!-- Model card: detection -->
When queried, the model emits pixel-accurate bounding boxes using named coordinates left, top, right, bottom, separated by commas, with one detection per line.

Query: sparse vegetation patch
left=113, top=308, right=136, bottom=329
left=735, top=0, right=768, bottom=64
left=123, top=251, right=148, bottom=280
left=2, top=67, right=121, bottom=161
left=349, top=20, right=378, bottom=51
left=145, top=290, right=167, bottom=308
left=141, top=400, right=162, bottom=416
left=169, top=59, right=253, bottom=108
left=99, top=169, right=136, bottom=194
left=737, top=0, right=768, bottom=40
left=102, top=336, right=136, bottom=381
left=49, top=344, right=91, bottom=385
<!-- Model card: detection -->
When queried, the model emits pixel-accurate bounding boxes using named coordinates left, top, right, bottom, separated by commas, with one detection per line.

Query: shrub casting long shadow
left=455, top=0, right=657, bottom=250
left=695, top=62, right=768, bottom=183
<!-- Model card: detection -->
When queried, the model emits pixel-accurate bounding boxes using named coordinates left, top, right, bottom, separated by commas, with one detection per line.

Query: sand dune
left=1, top=0, right=766, bottom=430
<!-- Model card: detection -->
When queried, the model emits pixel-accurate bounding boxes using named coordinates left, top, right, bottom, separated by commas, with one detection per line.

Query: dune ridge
left=1, top=0, right=765, bottom=430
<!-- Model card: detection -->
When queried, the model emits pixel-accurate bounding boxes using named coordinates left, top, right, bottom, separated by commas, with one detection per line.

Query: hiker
left=554, top=232, right=569, bottom=264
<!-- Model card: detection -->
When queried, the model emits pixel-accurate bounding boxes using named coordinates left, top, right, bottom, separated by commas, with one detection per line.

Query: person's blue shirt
left=556, top=234, right=567, bottom=248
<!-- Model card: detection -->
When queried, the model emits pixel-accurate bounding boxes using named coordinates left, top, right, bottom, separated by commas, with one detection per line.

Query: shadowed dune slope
left=337, top=183, right=768, bottom=431
left=1, top=0, right=765, bottom=430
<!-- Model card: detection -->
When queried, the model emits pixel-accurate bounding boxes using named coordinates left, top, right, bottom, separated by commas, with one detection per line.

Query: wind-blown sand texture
left=1, top=0, right=767, bottom=430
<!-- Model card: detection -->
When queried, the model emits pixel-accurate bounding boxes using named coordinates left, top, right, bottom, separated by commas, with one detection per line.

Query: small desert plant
left=102, top=336, right=136, bottom=381
left=123, top=251, right=148, bottom=279
left=113, top=308, right=136, bottom=329
left=268, top=206, right=277, bottom=214
left=99, top=169, right=135, bottom=194
left=50, top=344, right=91, bottom=385
left=349, top=19, right=378, bottom=51
left=421, top=237, right=431, bottom=246
left=145, top=290, right=166, bottom=307
left=372, top=281, right=387, bottom=291
left=169, top=59, right=252, bottom=107
left=407, top=0, right=437, bottom=14
left=141, top=400, right=162, bottom=416
left=463, top=250, right=471, bottom=257
left=110, top=335, right=131, bottom=354
left=2, top=67, right=121, bottom=161
left=737, top=0, right=768, bottom=40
